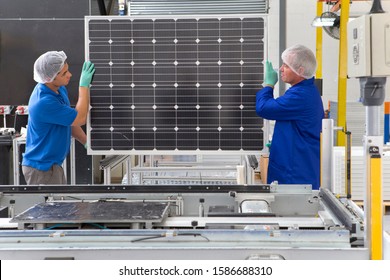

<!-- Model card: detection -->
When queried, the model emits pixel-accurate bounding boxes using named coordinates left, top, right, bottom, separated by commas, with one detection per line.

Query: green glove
left=79, top=61, right=95, bottom=87
left=264, top=61, right=278, bottom=87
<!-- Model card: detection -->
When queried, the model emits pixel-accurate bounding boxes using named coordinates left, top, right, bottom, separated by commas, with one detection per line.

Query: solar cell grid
left=86, top=16, right=265, bottom=154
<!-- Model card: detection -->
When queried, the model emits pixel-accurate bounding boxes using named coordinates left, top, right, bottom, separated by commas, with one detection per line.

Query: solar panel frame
left=85, top=14, right=267, bottom=155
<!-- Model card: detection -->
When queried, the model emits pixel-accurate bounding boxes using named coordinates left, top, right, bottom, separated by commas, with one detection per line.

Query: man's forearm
left=72, top=126, right=87, bottom=145
left=72, top=87, right=90, bottom=126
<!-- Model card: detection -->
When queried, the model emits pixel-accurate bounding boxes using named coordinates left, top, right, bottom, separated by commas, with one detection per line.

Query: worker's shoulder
left=288, top=83, right=319, bottom=97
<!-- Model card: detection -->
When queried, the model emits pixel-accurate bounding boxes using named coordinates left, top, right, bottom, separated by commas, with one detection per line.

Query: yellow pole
left=336, top=0, right=350, bottom=146
left=315, top=1, right=323, bottom=80
left=370, top=154, right=383, bottom=260
left=317, top=1, right=324, bottom=189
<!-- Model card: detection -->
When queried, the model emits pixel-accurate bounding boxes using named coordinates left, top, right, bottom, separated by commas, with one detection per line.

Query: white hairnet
left=33, top=51, right=67, bottom=83
left=281, top=44, right=317, bottom=79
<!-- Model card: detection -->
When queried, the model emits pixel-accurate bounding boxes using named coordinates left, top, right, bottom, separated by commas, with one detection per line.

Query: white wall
left=268, top=0, right=390, bottom=108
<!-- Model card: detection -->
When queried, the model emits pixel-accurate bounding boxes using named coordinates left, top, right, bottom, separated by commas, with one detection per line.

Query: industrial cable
left=131, top=232, right=210, bottom=243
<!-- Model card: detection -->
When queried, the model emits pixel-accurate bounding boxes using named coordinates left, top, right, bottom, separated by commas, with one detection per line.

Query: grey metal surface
left=11, top=201, right=169, bottom=224
left=0, top=185, right=371, bottom=260
left=0, top=228, right=368, bottom=260
left=366, top=105, right=382, bottom=136
left=0, top=246, right=369, bottom=260
left=320, top=188, right=362, bottom=232
left=321, top=119, right=334, bottom=190
left=156, top=216, right=325, bottom=229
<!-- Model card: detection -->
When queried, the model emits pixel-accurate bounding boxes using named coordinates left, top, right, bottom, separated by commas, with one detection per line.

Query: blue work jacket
left=22, top=84, right=77, bottom=171
left=255, top=78, right=324, bottom=189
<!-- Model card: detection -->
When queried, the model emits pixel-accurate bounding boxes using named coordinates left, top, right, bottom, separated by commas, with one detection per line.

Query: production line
left=1, top=0, right=390, bottom=261
left=0, top=183, right=367, bottom=259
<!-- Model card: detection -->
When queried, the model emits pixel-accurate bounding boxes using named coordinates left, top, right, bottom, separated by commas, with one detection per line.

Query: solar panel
left=86, top=15, right=265, bottom=155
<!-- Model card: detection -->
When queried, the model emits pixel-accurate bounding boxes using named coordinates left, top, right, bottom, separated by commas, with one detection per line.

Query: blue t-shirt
left=255, top=78, right=324, bottom=190
left=22, top=84, right=77, bottom=171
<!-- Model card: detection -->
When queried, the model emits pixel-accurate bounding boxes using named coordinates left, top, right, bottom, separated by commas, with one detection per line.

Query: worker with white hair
left=22, top=51, right=95, bottom=184
left=256, top=44, right=324, bottom=189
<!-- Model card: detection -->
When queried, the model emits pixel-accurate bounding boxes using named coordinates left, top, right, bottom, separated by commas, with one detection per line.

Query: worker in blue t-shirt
left=22, top=51, right=95, bottom=184
left=256, top=45, right=324, bottom=190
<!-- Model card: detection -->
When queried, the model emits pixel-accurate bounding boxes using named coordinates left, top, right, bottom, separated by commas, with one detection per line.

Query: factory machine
left=2, top=2, right=388, bottom=260
left=0, top=183, right=368, bottom=259
left=0, top=12, right=370, bottom=260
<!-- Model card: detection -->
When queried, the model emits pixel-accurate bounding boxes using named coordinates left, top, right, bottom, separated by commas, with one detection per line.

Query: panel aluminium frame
left=85, top=14, right=268, bottom=156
